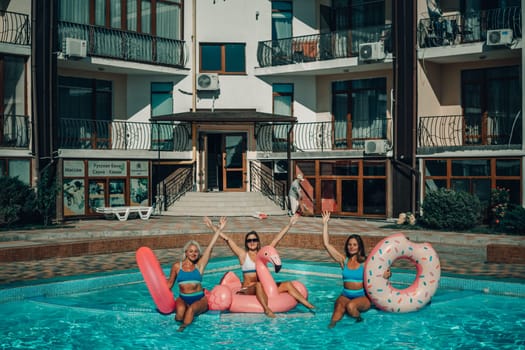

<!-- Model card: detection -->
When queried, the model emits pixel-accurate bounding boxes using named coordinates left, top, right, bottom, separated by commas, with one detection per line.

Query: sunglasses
left=246, top=238, right=259, bottom=243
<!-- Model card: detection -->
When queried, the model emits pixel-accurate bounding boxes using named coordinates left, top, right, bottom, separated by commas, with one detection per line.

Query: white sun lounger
left=96, top=206, right=153, bottom=221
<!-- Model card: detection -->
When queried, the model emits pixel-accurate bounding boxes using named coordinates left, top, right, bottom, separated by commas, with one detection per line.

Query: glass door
left=222, top=134, right=246, bottom=191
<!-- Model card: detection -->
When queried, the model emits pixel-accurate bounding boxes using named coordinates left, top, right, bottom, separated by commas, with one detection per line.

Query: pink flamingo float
left=207, top=245, right=308, bottom=313
left=136, top=245, right=308, bottom=314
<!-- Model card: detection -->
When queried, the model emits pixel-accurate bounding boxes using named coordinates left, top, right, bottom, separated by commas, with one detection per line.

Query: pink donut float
left=364, top=233, right=441, bottom=313
left=208, top=245, right=308, bottom=313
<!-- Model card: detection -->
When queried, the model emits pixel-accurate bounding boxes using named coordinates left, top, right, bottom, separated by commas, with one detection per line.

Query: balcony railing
left=418, top=6, right=522, bottom=48
left=0, top=10, right=30, bottom=46
left=58, top=21, right=188, bottom=68
left=1, top=114, right=30, bottom=148
left=256, top=119, right=389, bottom=152
left=418, top=112, right=522, bottom=148
left=59, top=118, right=191, bottom=151
left=257, top=24, right=392, bottom=68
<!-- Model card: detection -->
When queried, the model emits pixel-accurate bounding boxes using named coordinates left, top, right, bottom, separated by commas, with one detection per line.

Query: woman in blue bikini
left=167, top=217, right=226, bottom=332
left=322, top=211, right=390, bottom=327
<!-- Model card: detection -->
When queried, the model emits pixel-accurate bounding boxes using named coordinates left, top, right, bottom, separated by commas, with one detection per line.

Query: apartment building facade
left=3, top=0, right=522, bottom=222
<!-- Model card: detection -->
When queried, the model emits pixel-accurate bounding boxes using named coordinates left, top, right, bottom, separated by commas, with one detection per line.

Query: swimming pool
left=1, top=258, right=524, bottom=350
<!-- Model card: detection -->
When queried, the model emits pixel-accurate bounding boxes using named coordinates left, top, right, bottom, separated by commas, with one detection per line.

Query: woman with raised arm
left=207, top=214, right=315, bottom=317
left=322, top=210, right=390, bottom=327
left=167, top=216, right=226, bottom=332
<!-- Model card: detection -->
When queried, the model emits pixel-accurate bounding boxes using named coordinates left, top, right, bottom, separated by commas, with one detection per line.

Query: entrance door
left=222, top=134, right=246, bottom=191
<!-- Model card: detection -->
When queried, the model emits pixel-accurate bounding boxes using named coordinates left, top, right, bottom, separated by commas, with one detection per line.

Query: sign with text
left=88, top=160, right=127, bottom=177
left=63, top=160, right=85, bottom=177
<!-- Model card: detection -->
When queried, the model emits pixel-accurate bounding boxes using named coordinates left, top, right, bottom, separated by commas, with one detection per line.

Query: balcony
left=0, top=10, right=30, bottom=46
left=418, top=6, right=522, bottom=48
left=58, top=118, right=191, bottom=151
left=0, top=114, right=30, bottom=148
left=257, top=25, right=392, bottom=68
left=418, top=113, right=522, bottom=152
left=256, top=119, right=389, bottom=152
left=58, top=21, right=188, bottom=68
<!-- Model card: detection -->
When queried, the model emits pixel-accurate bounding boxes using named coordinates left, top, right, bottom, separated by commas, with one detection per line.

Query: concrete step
left=163, top=191, right=288, bottom=217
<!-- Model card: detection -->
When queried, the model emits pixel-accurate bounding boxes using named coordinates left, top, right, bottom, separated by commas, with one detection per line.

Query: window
left=200, top=43, right=246, bottom=74
left=423, top=158, right=522, bottom=214
left=58, top=77, right=112, bottom=149
left=332, top=78, right=387, bottom=149
left=272, top=1, right=292, bottom=40
left=1, top=55, right=28, bottom=147
left=151, top=82, right=174, bottom=150
left=273, top=84, right=293, bottom=116
left=59, top=0, right=182, bottom=39
left=462, top=66, right=521, bottom=145
left=0, top=159, right=31, bottom=185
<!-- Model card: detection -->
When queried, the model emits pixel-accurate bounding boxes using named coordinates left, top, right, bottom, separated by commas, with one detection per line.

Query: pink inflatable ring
left=364, top=233, right=441, bottom=313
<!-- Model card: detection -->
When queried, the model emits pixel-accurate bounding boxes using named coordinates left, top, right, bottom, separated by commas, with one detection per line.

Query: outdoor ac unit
left=358, top=42, right=385, bottom=61
left=364, top=140, right=389, bottom=155
left=486, top=29, right=513, bottom=46
left=64, top=37, right=87, bottom=58
left=197, top=73, right=220, bottom=91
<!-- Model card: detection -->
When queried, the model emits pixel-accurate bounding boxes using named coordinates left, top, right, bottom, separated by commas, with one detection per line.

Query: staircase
left=162, top=192, right=288, bottom=217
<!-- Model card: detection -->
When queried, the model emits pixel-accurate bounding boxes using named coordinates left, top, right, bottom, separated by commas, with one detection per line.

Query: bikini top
left=241, top=253, right=256, bottom=273
left=175, top=262, right=203, bottom=285
left=342, top=258, right=364, bottom=283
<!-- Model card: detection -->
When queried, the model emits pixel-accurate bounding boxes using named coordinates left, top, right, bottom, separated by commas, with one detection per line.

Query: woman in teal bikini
left=322, top=211, right=390, bottom=328
left=167, top=217, right=225, bottom=332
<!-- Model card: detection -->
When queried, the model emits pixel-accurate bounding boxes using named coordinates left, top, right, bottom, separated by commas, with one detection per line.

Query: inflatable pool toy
left=136, top=246, right=176, bottom=314
left=207, top=245, right=308, bottom=313
left=364, top=233, right=440, bottom=313
left=136, top=246, right=232, bottom=313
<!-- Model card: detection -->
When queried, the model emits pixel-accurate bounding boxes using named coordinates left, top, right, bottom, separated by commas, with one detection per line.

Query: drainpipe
left=192, top=0, right=197, bottom=113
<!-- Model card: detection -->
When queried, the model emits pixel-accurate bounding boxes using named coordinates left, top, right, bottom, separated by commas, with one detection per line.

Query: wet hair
left=344, top=234, right=366, bottom=263
left=244, top=230, right=261, bottom=251
left=183, top=240, right=202, bottom=259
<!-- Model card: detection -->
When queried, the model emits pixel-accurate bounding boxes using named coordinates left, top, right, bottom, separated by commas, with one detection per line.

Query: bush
left=0, top=176, right=37, bottom=228
left=496, top=205, right=525, bottom=235
left=419, top=188, right=482, bottom=231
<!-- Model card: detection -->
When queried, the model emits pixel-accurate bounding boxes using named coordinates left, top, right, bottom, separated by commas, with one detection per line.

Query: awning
left=150, top=110, right=297, bottom=123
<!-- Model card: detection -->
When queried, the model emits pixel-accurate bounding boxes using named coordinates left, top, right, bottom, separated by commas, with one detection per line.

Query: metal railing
left=418, top=112, right=522, bottom=148
left=161, top=166, right=194, bottom=209
left=256, top=119, right=389, bottom=152
left=257, top=24, right=392, bottom=68
left=0, top=10, right=30, bottom=46
left=418, top=6, right=522, bottom=48
left=250, top=161, right=286, bottom=209
left=59, top=118, right=191, bottom=151
left=58, top=21, right=188, bottom=68
left=1, top=114, right=30, bottom=148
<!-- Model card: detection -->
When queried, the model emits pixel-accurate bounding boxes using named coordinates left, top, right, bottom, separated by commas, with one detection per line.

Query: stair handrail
left=162, top=165, right=194, bottom=209
left=249, top=161, right=286, bottom=209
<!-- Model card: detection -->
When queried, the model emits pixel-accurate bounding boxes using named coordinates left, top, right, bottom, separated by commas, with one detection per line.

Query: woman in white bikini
left=206, top=214, right=315, bottom=317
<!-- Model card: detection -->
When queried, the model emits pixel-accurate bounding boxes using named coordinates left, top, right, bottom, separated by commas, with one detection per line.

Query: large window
left=1, top=55, right=28, bottom=147
left=59, top=0, right=182, bottom=39
left=462, top=66, right=521, bottom=145
left=296, top=159, right=387, bottom=217
left=423, top=158, right=522, bottom=215
left=0, top=159, right=31, bottom=185
left=200, top=43, right=246, bottom=74
left=332, top=78, right=387, bottom=149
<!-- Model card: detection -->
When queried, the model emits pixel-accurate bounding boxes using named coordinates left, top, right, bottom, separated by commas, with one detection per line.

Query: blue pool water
left=1, top=258, right=524, bottom=350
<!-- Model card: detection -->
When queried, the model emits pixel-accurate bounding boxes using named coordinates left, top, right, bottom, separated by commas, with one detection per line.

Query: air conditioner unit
left=64, top=37, right=87, bottom=58
left=359, top=42, right=385, bottom=61
left=197, top=73, right=220, bottom=91
left=486, top=29, right=513, bottom=46
left=364, top=140, right=389, bottom=155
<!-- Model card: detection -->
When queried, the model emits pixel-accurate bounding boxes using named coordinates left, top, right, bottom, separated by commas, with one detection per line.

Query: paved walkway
left=1, top=215, right=524, bottom=286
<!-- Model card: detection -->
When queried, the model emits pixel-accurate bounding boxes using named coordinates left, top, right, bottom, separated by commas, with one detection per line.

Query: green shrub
left=419, top=188, right=482, bottom=230
left=496, top=205, right=525, bottom=235
left=0, top=176, right=36, bottom=228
